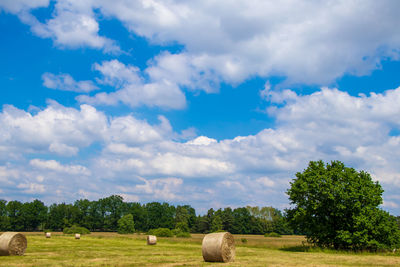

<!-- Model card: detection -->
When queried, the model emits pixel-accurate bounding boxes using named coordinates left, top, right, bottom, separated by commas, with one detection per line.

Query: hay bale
left=0, top=232, right=27, bottom=256
left=147, top=235, right=157, bottom=245
left=75, top=233, right=81, bottom=239
left=202, top=232, right=235, bottom=262
left=45, top=232, right=51, bottom=238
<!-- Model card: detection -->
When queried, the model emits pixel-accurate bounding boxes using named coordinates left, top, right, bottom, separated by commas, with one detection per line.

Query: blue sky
left=1, top=0, right=400, bottom=215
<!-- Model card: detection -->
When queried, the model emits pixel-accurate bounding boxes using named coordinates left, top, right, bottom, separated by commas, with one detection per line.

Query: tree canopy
left=286, top=160, right=400, bottom=250
left=0, top=196, right=291, bottom=235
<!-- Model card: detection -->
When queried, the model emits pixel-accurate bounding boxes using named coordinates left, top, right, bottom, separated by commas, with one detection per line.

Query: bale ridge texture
left=147, top=235, right=157, bottom=245
left=75, top=233, right=81, bottom=239
left=0, top=232, right=27, bottom=256
left=46, top=232, right=51, bottom=238
left=202, top=232, right=235, bottom=262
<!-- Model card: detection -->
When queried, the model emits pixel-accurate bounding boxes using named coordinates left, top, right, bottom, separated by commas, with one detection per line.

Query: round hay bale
left=45, top=232, right=51, bottom=238
left=75, top=233, right=81, bottom=239
left=0, top=232, right=27, bottom=256
left=147, top=235, right=157, bottom=245
left=202, top=232, right=235, bottom=263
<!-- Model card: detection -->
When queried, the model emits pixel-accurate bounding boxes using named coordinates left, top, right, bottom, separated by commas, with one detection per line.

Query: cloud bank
left=1, top=86, right=400, bottom=211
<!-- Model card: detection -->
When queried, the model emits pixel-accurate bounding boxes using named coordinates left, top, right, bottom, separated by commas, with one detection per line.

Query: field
left=1, top=232, right=399, bottom=266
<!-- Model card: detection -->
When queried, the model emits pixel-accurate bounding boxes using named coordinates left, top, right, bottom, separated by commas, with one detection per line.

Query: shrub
left=63, top=225, right=90, bottom=235
left=147, top=228, right=173, bottom=237
left=264, top=232, right=281, bottom=237
left=173, top=228, right=191, bottom=238
left=241, top=238, right=248, bottom=243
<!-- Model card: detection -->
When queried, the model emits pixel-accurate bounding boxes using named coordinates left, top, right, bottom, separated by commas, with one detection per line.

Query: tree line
left=0, top=195, right=292, bottom=234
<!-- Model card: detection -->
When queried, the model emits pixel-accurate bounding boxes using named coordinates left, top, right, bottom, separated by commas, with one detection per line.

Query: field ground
left=0, top=232, right=399, bottom=266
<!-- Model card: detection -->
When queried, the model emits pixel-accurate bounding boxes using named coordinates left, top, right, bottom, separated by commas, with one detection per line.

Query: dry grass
left=0, top=232, right=398, bottom=266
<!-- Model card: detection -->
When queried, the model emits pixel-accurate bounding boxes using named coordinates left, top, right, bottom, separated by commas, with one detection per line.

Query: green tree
left=21, top=200, right=47, bottom=231
left=46, top=203, right=75, bottom=231
left=175, top=205, right=196, bottom=232
left=126, top=202, right=148, bottom=232
left=73, top=199, right=92, bottom=229
left=117, top=214, right=135, bottom=234
left=232, top=207, right=252, bottom=234
left=210, top=214, right=223, bottom=232
left=6, top=200, right=24, bottom=231
left=221, top=208, right=234, bottom=233
left=99, top=195, right=124, bottom=231
left=146, top=202, right=175, bottom=229
left=0, top=200, right=10, bottom=230
left=286, top=160, right=400, bottom=250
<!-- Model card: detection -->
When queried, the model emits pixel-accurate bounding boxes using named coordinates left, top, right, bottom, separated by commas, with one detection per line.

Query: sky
left=1, top=0, right=400, bottom=215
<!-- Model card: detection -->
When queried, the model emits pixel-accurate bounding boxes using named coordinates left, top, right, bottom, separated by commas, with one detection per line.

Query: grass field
left=1, top=232, right=399, bottom=266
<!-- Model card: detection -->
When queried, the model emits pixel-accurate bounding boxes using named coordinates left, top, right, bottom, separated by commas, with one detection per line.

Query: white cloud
left=95, top=0, right=400, bottom=85
left=77, top=59, right=187, bottom=109
left=119, top=194, right=140, bottom=202
left=17, top=183, right=45, bottom=194
left=49, top=143, right=79, bottom=156
left=0, top=166, right=20, bottom=184
left=256, top=177, right=276, bottom=188
left=93, top=59, right=142, bottom=87
left=30, top=159, right=91, bottom=176
left=2, top=85, right=400, bottom=212
left=42, top=73, right=98, bottom=93
left=11, top=0, right=119, bottom=53
left=0, top=102, right=107, bottom=156
left=118, top=177, right=183, bottom=201
left=186, top=136, right=217, bottom=146
left=382, top=200, right=398, bottom=209
left=0, top=0, right=49, bottom=13
left=9, top=1, right=400, bottom=87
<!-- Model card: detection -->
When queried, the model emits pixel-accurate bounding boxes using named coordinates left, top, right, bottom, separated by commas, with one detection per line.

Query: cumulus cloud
left=0, top=102, right=107, bottom=157
left=85, top=0, right=400, bottom=85
left=117, top=177, right=183, bottom=201
left=17, top=182, right=45, bottom=194
left=256, top=177, right=276, bottom=188
left=101, top=0, right=400, bottom=85
left=3, top=0, right=119, bottom=53
left=7, top=1, right=400, bottom=87
left=42, top=73, right=98, bottom=93
left=77, top=59, right=187, bottom=109
left=0, top=102, right=179, bottom=159
left=2, top=85, right=400, bottom=211
left=0, top=0, right=49, bottom=13
left=30, top=159, right=91, bottom=176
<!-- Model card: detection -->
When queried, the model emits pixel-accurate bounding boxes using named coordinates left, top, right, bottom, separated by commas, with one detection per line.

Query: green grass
left=0, top=232, right=399, bottom=266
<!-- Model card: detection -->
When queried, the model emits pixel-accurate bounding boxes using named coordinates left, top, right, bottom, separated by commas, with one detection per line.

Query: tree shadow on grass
left=279, top=245, right=314, bottom=252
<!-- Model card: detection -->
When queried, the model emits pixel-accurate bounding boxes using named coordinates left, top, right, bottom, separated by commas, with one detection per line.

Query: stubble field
left=1, top=232, right=399, bottom=266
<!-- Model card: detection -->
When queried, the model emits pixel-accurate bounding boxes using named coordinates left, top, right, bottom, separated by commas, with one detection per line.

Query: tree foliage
left=286, top=160, right=400, bottom=250
left=117, top=214, right=135, bottom=234
left=0, top=196, right=292, bottom=235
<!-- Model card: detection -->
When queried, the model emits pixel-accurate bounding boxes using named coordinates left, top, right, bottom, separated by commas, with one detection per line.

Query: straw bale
left=147, top=235, right=157, bottom=245
left=75, top=233, right=81, bottom=239
left=202, top=232, right=235, bottom=262
left=46, top=232, right=51, bottom=238
left=0, top=232, right=27, bottom=256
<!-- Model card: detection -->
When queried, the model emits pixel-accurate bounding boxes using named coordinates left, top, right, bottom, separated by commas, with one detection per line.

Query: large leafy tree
left=286, top=160, right=400, bottom=250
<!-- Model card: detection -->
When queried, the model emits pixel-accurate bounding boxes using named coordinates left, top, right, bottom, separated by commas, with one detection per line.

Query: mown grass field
left=1, top=232, right=399, bottom=266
